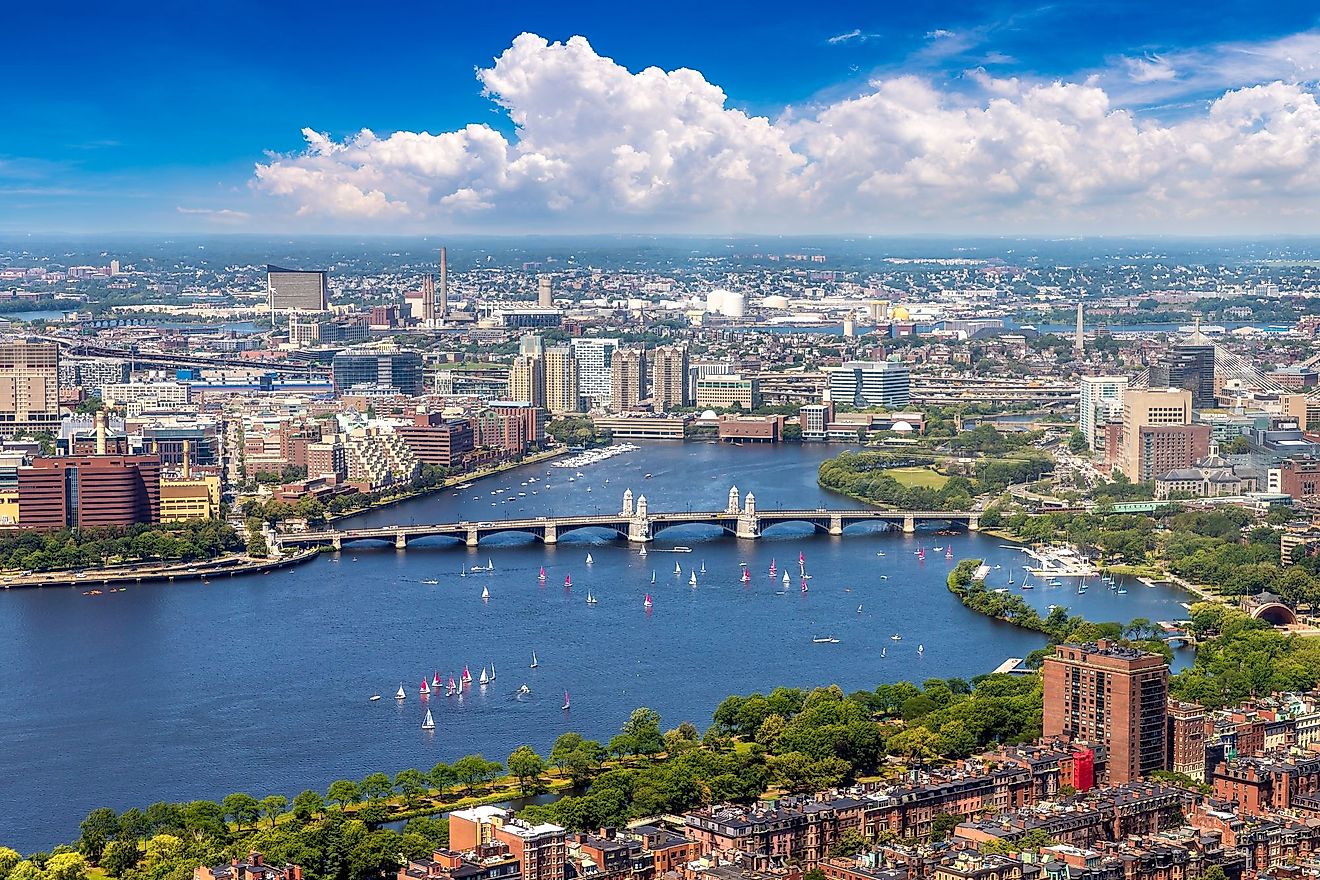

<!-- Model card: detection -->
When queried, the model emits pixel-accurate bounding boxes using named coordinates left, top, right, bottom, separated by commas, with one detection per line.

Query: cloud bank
left=253, top=33, right=1320, bottom=232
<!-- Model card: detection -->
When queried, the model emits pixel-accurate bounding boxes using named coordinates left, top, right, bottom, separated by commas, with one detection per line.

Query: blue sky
left=4, top=0, right=1320, bottom=234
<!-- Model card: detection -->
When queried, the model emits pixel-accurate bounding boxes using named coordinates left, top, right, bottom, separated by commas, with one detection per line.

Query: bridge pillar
left=332, top=535, right=342, bottom=551
left=968, top=515, right=980, bottom=532
left=628, top=517, right=652, bottom=543
left=543, top=524, right=557, bottom=545
left=395, top=532, right=407, bottom=550
left=466, top=527, right=479, bottom=547
left=829, top=515, right=843, bottom=536
left=903, top=514, right=915, bottom=534
left=736, top=514, right=760, bottom=540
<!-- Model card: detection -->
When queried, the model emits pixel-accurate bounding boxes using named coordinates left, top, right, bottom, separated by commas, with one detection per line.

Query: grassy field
left=884, top=466, right=949, bottom=489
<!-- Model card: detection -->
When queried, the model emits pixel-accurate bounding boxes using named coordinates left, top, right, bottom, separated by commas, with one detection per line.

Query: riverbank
left=0, top=547, right=320, bottom=590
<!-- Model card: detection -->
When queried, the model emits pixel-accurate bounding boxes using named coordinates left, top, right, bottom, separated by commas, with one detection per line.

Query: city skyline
left=4, top=0, right=1320, bottom=235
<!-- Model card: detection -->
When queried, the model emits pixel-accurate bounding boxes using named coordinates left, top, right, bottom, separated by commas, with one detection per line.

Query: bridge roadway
left=275, top=504, right=981, bottom=551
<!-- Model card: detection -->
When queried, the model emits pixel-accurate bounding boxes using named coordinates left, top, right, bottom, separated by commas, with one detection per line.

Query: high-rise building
left=544, top=347, right=580, bottom=414
left=1042, top=640, right=1169, bottom=784
left=695, top=375, right=759, bottom=410
left=1074, top=302, right=1085, bottom=352
left=1118, top=388, right=1210, bottom=482
left=331, top=350, right=425, bottom=396
left=267, top=265, right=328, bottom=314
left=1079, top=376, right=1128, bottom=451
left=1150, top=342, right=1216, bottom=409
left=17, top=455, right=161, bottom=530
left=519, top=334, right=545, bottom=358
left=0, top=340, right=60, bottom=438
left=538, top=276, right=553, bottom=309
left=450, top=806, right=565, bottom=880
left=828, top=360, right=910, bottom=409
left=1167, top=700, right=1207, bottom=782
left=688, top=361, right=735, bottom=402
left=652, top=345, right=690, bottom=411
left=438, top=248, right=449, bottom=320
left=508, top=355, right=546, bottom=408
left=799, top=403, right=834, bottom=441
left=609, top=348, right=647, bottom=413
left=570, top=338, right=619, bottom=409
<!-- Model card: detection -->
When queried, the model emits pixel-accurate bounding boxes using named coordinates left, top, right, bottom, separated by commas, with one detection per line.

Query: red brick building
left=195, top=852, right=301, bottom=880
left=18, top=455, right=161, bottom=529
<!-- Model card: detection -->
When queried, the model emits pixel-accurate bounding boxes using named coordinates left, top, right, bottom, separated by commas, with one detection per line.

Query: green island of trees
left=0, top=521, right=242, bottom=573
left=818, top=448, right=1053, bottom=510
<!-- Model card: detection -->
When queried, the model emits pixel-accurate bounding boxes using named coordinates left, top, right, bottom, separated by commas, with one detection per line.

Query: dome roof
left=890, top=305, right=911, bottom=320
left=701, top=409, right=718, bottom=419
left=891, top=420, right=914, bottom=433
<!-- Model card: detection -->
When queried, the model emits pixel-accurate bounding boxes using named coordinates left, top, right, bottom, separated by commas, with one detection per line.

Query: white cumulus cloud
left=252, top=32, right=1320, bottom=232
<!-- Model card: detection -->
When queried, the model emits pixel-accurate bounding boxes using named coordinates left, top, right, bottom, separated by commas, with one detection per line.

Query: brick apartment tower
left=1043, top=640, right=1170, bottom=784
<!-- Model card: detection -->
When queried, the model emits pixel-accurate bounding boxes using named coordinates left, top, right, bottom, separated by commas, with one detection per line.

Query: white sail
left=479, top=668, right=489, bottom=685
left=481, top=586, right=490, bottom=600
left=586, top=553, right=594, bottom=565
left=639, top=546, right=647, bottom=557
left=674, top=561, right=681, bottom=574
left=395, top=683, right=406, bottom=700
left=782, top=571, right=790, bottom=584
left=490, top=663, right=496, bottom=680
left=421, top=709, right=435, bottom=730
left=530, top=652, right=538, bottom=668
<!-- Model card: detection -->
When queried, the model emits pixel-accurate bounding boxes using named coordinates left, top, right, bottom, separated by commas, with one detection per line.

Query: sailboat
left=916, top=548, right=926, bottom=562
left=801, top=578, right=808, bottom=594
left=562, top=691, right=571, bottom=710
left=564, top=575, right=572, bottom=587
left=486, top=558, right=494, bottom=571
left=432, top=672, right=442, bottom=690
left=420, top=678, right=430, bottom=697
left=421, top=708, right=435, bottom=730
left=462, top=666, right=472, bottom=684
left=650, top=571, right=656, bottom=584
left=857, top=604, right=863, bottom=613
left=644, top=593, right=653, bottom=608
left=700, top=561, right=706, bottom=574
left=538, top=566, right=546, bottom=581
left=586, top=591, right=598, bottom=605
left=639, top=545, right=647, bottom=557
left=689, top=570, right=698, bottom=586
left=881, top=646, right=887, bottom=658
left=769, top=559, right=776, bottom=576
left=490, top=662, right=497, bottom=681
left=1008, top=569, right=1015, bottom=585
left=479, top=667, right=489, bottom=686
left=586, top=553, right=594, bottom=565
left=395, top=683, right=407, bottom=700
left=918, top=644, right=925, bottom=655
left=481, top=585, right=490, bottom=600
left=741, top=569, right=751, bottom=583
left=782, top=570, right=790, bottom=585
left=674, top=561, right=681, bottom=575
left=447, top=675, right=457, bottom=695
left=945, top=546, right=953, bottom=560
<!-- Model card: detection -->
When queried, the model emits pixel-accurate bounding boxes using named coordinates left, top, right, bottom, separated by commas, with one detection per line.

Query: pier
left=274, top=486, right=982, bottom=551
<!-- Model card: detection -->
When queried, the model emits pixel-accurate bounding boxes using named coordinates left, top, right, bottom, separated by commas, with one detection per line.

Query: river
left=0, top=442, right=1192, bottom=851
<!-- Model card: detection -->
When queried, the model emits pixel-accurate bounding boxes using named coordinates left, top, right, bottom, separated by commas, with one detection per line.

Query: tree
left=0, top=849, right=22, bottom=880
left=1067, top=430, right=1089, bottom=454
left=828, top=830, right=870, bottom=858
left=508, top=746, right=547, bottom=793
left=1202, top=867, right=1228, bottom=880
left=430, top=762, right=457, bottom=795
left=361, top=772, right=394, bottom=802
left=622, top=707, right=664, bottom=757
left=221, top=792, right=260, bottom=829
left=550, top=733, right=585, bottom=771
left=395, top=769, right=429, bottom=806
left=453, top=754, right=493, bottom=794
left=291, top=789, right=325, bottom=820
left=327, top=779, right=360, bottom=809
left=259, top=794, right=287, bottom=828
left=78, top=807, right=119, bottom=861
left=99, top=841, right=140, bottom=878
left=45, top=853, right=89, bottom=880
left=930, top=813, right=962, bottom=842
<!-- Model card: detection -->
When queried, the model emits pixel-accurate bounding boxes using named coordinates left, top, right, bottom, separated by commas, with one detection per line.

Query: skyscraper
left=652, top=345, right=690, bottom=411
left=267, top=265, right=328, bottom=314
left=0, top=340, right=60, bottom=438
left=508, top=354, right=546, bottom=408
left=1079, top=376, right=1127, bottom=451
left=1150, top=341, right=1216, bottom=409
left=570, top=338, right=619, bottom=409
left=544, top=346, right=580, bottom=414
left=1043, top=640, right=1169, bottom=783
left=828, top=360, right=910, bottom=409
left=438, top=247, right=449, bottom=320
left=610, top=348, right=647, bottom=413
left=1118, top=388, right=1210, bottom=482
left=1074, top=302, right=1085, bottom=352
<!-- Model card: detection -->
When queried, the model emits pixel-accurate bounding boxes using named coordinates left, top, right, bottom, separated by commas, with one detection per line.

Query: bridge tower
left=622, top=489, right=634, bottom=517
left=737, top=492, right=759, bottom=539
left=629, top=494, right=652, bottom=543
left=727, top=486, right=740, bottom=514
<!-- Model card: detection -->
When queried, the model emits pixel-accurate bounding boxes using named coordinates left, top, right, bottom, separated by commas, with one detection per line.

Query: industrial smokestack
left=1074, top=302, right=1084, bottom=353
left=182, top=440, right=191, bottom=479
left=95, top=411, right=107, bottom=455
left=439, top=247, right=448, bottom=319
left=421, top=274, right=435, bottom=328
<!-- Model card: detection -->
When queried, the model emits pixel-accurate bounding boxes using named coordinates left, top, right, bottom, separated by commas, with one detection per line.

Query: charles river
left=0, top=443, right=1193, bottom=851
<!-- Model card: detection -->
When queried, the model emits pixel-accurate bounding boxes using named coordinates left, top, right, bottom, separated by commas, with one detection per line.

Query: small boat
left=650, top=571, right=656, bottom=584
left=673, top=546, right=692, bottom=553
left=490, top=662, right=497, bottom=681
left=1117, top=587, right=1128, bottom=594
left=674, top=561, right=681, bottom=575
left=800, top=578, right=808, bottom=593
left=644, top=593, right=653, bottom=608
left=538, top=566, right=546, bottom=581
left=769, top=559, right=776, bottom=575
left=933, top=546, right=943, bottom=552
left=565, top=575, right=572, bottom=587
left=517, top=684, right=530, bottom=697
left=644, top=473, right=652, bottom=479
left=945, top=546, right=953, bottom=559
left=918, top=644, right=925, bottom=655
left=420, top=578, right=439, bottom=585
left=916, top=549, right=926, bottom=561
left=812, top=636, right=840, bottom=644
left=369, top=694, right=381, bottom=702
left=448, top=675, right=457, bottom=693
left=586, top=553, right=594, bottom=565
left=562, top=691, right=571, bottom=711
left=432, top=672, right=442, bottom=689
left=420, top=679, right=430, bottom=697
left=741, top=570, right=750, bottom=583
left=782, top=571, right=790, bottom=585
left=639, top=546, right=647, bottom=557
left=700, top=561, right=706, bottom=574
left=890, top=634, right=902, bottom=641
left=586, top=591, right=598, bottom=605
left=479, top=668, right=489, bottom=686
left=482, top=585, right=490, bottom=600
left=857, top=604, right=863, bottom=613
left=462, top=666, right=472, bottom=684
left=689, top=570, right=698, bottom=586
left=530, top=652, right=538, bottom=668
left=881, top=647, right=887, bottom=657
left=421, top=709, right=435, bottom=730
left=395, top=684, right=407, bottom=700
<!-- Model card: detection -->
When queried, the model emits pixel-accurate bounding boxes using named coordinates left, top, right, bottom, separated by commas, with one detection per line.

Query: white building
left=828, top=360, right=909, bottom=409
left=570, top=338, right=619, bottom=409
left=101, top=381, right=192, bottom=416
left=1079, top=376, right=1128, bottom=451
left=704, top=289, right=746, bottom=318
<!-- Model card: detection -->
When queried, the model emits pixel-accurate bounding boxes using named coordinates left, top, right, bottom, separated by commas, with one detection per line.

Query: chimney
left=182, top=440, right=191, bottom=479
left=95, top=411, right=107, bottom=455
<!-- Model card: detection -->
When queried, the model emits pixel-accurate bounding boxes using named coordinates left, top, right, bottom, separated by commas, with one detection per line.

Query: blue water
left=0, top=443, right=1191, bottom=851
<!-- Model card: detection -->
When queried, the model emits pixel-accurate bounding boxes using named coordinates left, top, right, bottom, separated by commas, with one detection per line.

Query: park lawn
left=884, top=466, right=949, bottom=489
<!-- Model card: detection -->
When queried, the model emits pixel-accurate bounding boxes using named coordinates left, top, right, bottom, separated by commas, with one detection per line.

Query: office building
left=508, top=354, right=546, bottom=408
left=1118, top=389, right=1210, bottom=482
left=1079, top=376, right=1128, bottom=451
left=331, top=350, right=424, bottom=396
left=0, top=340, right=60, bottom=438
left=18, top=455, right=161, bottom=530
left=652, top=345, right=690, bottom=411
left=828, top=359, right=910, bottom=409
left=544, top=346, right=580, bottom=414
left=538, top=276, right=553, bottom=309
left=160, top=473, right=221, bottom=522
left=267, top=265, right=328, bottom=314
left=688, top=361, right=735, bottom=402
left=570, top=338, right=619, bottom=409
left=1282, top=394, right=1320, bottom=431
left=395, top=415, right=475, bottom=469
left=610, top=348, right=647, bottom=413
left=695, top=375, right=759, bottom=410
left=1043, top=640, right=1169, bottom=784
left=1150, top=342, right=1216, bottom=409
left=58, top=358, right=129, bottom=390
left=800, top=403, right=834, bottom=441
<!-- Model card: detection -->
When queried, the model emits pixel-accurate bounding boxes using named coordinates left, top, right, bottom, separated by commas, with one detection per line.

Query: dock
left=991, top=657, right=1032, bottom=676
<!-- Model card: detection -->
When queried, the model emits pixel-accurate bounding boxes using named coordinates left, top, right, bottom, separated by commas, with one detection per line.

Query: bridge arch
left=546, top=522, right=629, bottom=541
left=1250, top=602, right=1297, bottom=626
left=758, top=517, right=834, bottom=535
left=650, top=519, right=738, bottom=538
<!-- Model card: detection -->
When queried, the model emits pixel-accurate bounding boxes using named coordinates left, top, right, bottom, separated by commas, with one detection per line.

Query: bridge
left=274, top=486, right=981, bottom=551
